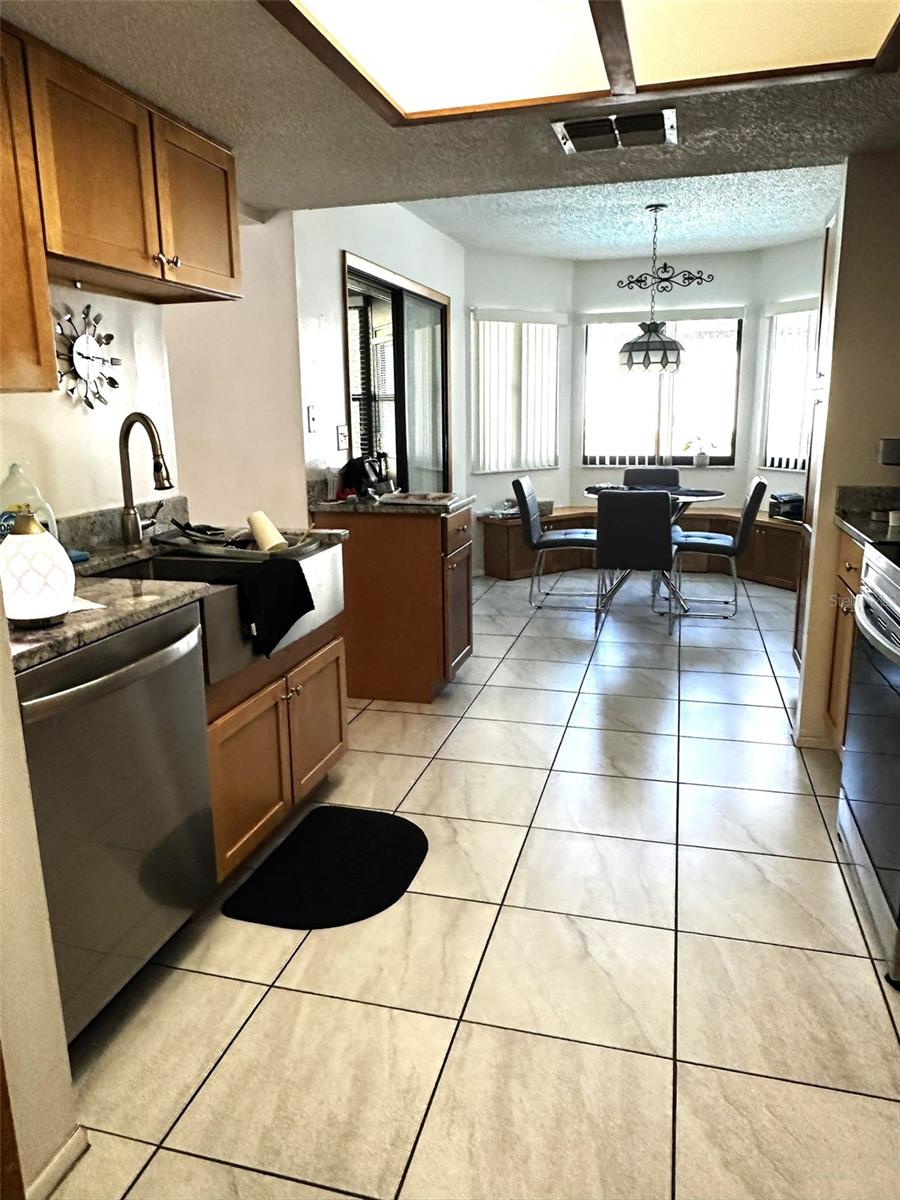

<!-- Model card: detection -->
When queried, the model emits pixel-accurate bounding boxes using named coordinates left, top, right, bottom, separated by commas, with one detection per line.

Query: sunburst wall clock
left=55, top=304, right=121, bottom=409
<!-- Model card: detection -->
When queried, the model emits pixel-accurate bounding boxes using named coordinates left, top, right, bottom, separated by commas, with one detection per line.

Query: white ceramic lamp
left=0, top=513, right=75, bottom=628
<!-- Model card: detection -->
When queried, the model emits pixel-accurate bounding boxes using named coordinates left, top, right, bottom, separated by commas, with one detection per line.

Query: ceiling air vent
left=551, top=108, right=677, bottom=155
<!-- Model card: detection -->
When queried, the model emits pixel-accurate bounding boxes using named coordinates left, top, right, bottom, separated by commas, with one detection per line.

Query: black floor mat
left=221, top=805, right=428, bottom=929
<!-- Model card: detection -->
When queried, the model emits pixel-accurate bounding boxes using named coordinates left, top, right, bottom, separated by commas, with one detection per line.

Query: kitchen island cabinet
left=310, top=500, right=474, bottom=702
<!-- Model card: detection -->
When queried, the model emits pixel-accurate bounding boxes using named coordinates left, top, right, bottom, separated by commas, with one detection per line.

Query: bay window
left=582, top=315, right=741, bottom=466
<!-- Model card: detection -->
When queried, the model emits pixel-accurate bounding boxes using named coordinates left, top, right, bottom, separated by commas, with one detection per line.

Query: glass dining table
left=583, top=483, right=726, bottom=524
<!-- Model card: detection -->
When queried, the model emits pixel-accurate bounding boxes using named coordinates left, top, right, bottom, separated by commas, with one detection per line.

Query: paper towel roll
left=247, top=511, right=288, bottom=553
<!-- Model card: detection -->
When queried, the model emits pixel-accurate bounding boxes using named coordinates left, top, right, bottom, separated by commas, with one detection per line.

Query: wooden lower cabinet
left=208, top=637, right=347, bottom=879
left=827, top=580, right=856, bottom=745
left=287, top=639, right=348, bottom=800
left=207, top=678, right=292, bottom=880
left=444, top=542, right=473, bottom=675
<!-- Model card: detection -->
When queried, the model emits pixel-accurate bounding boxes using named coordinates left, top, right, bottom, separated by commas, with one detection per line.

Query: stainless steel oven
left=837, top=545, right=900, bottom=985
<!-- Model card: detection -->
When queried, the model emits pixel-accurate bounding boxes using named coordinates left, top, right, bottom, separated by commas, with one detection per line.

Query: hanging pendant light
left=618, top=204, right=714, bottom=373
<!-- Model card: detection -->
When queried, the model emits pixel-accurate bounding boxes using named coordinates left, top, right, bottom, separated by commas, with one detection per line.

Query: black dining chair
left=512, top=476, right=597, bottom=609
left=595, top=490, right=682, bottom=633
left=622, top=467, right=681, bottom=487
left=670, top=476, right=768, bottom=617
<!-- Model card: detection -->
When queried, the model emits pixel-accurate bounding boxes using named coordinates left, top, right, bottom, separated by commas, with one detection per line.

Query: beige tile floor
left=54, top=572, right=899, bottom=1200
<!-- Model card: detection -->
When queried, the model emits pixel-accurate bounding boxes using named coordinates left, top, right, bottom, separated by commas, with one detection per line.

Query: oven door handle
left=853, top=592, right=900, bottom=668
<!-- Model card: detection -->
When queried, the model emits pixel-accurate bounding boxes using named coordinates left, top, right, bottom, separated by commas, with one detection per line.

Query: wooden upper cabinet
left=0, top=34, right=55, bottom=392
left=153, top=115, right=240, bottom=295
left=27, top=45, right=160, bottom=278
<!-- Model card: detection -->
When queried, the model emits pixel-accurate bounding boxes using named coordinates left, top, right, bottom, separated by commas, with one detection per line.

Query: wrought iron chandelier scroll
left=617, top=204, right=714, bottom=373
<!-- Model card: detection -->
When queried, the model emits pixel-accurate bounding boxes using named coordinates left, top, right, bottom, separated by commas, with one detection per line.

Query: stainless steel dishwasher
left=16, top=603, right=216, bottom=1041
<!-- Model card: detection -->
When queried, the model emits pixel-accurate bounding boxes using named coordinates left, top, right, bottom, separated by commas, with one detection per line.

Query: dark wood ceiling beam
left=590, top=0, right=636, bottom=95
left=875, top=13, right=900, bottom=71
left=257, top=0, right=406, bottom=125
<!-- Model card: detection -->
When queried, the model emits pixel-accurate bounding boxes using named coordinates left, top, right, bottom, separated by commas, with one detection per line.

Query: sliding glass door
left=345, top=254, right=450, bottom=493
left=402, top=293, right=447, bottom=493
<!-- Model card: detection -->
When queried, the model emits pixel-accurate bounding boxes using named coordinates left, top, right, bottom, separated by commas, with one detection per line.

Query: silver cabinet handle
left=153, top=252, right=182, bottom=268
left=21, top=625, right=201, bottom=723
left=168, top=255, right=182, bottom=268
left=286, top=684, right=304, bottom=698
left=844, top=561, right=857, bottom=572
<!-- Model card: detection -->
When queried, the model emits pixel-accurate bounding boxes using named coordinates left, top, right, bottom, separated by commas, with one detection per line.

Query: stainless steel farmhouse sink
left=95, top=544, right=344, bottom=683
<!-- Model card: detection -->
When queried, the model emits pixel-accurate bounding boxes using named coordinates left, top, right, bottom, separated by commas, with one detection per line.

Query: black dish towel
left=238, top=558, right=315, bottom=656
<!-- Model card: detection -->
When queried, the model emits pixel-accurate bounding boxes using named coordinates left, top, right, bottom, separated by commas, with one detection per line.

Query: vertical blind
left=763, top=309, right=817, bottom=471
left=472, top=318, right=559, bottom=473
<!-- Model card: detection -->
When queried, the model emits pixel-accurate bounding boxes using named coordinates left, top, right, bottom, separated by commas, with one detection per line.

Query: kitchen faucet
left=119, top=411, right=174, bottom=547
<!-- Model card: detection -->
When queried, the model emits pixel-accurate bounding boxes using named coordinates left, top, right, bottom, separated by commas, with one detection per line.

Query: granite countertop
left=10, top=576, right=210, bottom=673
left=310, top=494, right=476, bottom=516
left=835, top=512, right=900, bottom=548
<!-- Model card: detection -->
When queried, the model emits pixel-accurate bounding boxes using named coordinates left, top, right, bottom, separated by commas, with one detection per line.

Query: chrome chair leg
left=528, top=549, right=546, bottom=609
left=671, top=551, right=740, bottom=619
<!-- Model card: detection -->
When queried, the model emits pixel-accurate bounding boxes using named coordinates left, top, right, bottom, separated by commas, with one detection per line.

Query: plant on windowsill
left=683, top=436, right=710, bottom=469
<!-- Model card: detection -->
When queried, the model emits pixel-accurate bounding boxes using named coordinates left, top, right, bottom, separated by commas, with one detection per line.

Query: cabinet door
left=152, top=115, right=241, bottom=295
left=0, top=35, right=56, bottom=392
left=27, top=46, right=161, bottom=277
left=286, top=638, right=347, bottom=800
left=827, top=581, right=855, bottom=746
left=207, top=678, right=291, bottom=879
left=443, top=542, right=473, bottom=676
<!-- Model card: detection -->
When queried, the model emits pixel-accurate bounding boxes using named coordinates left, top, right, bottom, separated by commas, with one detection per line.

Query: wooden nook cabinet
left=480, top=505, right=803, bottom=590
left=0, top=34, right=56, bottom=392
left=207, top=635, right=348, bottom=879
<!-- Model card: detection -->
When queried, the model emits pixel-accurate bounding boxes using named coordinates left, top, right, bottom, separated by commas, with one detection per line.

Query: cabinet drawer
left=836, top=531, right=863, bottom=593
left=443, top=508, right=473, bottom=555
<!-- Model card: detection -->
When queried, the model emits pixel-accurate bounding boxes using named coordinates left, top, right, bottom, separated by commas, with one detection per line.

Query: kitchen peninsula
left=310, top=493, right=475, bottom=702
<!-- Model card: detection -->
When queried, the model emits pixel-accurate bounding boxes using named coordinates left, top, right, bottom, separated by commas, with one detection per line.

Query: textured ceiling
left=3, top=0, right=900, bottom=212
left=403, top=166, right=845, bottom=258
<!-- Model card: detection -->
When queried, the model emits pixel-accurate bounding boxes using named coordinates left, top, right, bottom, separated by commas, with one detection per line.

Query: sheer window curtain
left=472, top=317, right=560, bottom=473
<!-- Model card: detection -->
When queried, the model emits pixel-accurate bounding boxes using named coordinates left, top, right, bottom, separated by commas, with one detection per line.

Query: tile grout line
left=742, top=584, right=900, bottom=1045
left=390, top=572, right=606, bottom=1200
left=119, top=926, right=316, bottom=1200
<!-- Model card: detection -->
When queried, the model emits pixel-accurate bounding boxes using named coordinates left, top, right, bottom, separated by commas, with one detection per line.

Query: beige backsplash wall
left=163, top=212, right=308, bottom=529
left=0, top=283, right=178, bottom=518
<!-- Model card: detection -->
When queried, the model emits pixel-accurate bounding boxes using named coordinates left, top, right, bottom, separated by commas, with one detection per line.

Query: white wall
left=292, top=203, right=467, bottom=491
left=164, top=212, right=308, bottom=529
left=1, top=284, right=177, bottom=519
left=571, top=242, right=823, bottom=506
left=1, top=603, right=84, bottom=1195
left=465, top=248, right=575, bottom=513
